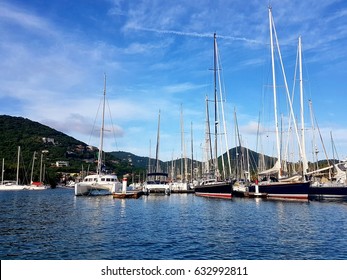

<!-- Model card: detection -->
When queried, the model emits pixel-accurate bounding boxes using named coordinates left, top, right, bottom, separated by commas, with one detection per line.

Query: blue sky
left=1, top=0, right=347, bottom=163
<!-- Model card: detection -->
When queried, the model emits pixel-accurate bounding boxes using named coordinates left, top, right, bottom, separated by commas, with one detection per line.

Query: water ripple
left=1, top=190, right=347, bottom=259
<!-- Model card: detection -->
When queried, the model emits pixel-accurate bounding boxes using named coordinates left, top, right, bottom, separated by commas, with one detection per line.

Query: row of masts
left=143, top=7, right=338, bottom=183
left=1, top=146, right=48, bottom=185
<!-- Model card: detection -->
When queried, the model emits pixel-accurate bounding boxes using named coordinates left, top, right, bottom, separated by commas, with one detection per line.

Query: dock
left=112, top=190, right=145, bottom=199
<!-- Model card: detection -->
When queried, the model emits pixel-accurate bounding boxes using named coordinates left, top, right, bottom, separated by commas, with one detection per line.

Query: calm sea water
left=0, top=189, right=346, bottom=260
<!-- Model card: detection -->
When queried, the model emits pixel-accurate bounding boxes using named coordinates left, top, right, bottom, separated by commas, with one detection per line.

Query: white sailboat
left=0, top=147, right=29, bottom=191
left=74, top=75, right=122, bottom=196
left=28, top=151, right=50, bottom=190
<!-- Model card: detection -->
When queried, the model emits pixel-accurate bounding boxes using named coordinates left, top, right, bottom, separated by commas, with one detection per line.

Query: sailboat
left=194, top=33, right=234, bottom=199
left=74, top=75, right=123, bottom=196
left=28, top=151, right=50, bottom=190
left=248, top=8, right=310, bottom=200
left=309, top=174, right=347, bottom=200
left=231, top=110, right=257, bottom=197
left=142, top=110, right=171, bottom=195
left=287, top=35, right=347, bottom=201
left=306, top=89, right=347, bottom=199
left=0, top=147, right=29, bottom=191
left=169, top=105, right=190, bottom=192
left=308, top=156, right=347, bottom=200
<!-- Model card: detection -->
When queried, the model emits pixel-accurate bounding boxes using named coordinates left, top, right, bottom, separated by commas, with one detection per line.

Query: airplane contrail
left=131, top=26, right=262, bottom=44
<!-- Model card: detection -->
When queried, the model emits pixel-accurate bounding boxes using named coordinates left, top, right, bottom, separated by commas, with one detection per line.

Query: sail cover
left=258, top=160, right=281, bottom=176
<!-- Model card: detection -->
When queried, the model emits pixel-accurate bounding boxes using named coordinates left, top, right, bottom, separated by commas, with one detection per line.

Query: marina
left=1, top=188, right=347, bottom=260
left=1, top=3, right=347, bottom=274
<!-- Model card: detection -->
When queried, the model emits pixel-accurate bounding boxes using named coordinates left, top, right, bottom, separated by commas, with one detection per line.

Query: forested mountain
left=0, top=115, right=137, bottom=184
left=0, top=115, right=88, bottom=161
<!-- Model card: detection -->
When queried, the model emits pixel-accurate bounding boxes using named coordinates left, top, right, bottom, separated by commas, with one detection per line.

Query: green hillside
left=0, top=115, right=138, bottom=185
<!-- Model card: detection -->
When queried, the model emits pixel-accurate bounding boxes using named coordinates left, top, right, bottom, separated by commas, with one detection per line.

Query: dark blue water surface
left=0, top=189, right=346, bottom=260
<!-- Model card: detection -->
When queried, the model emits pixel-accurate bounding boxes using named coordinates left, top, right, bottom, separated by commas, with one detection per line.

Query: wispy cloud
left=0, top=1, right=57, bottom=36
left=162, top=82, right=207, bottom=94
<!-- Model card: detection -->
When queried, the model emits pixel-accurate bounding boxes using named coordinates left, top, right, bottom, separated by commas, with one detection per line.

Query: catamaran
left=74, top=75, right=122, bottom=196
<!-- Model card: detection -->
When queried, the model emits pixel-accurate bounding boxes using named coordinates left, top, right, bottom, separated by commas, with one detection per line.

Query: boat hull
left=75, top=182, right=122, bottom=196
left=309, top=186, right=347, bottom=201
left=144, top=185, right=171, bottom=195
left=248, top=181, right=310, bottom=200
left=195, top=181, right=233, bottom=199
left=0, top=185, right=28, bottom=191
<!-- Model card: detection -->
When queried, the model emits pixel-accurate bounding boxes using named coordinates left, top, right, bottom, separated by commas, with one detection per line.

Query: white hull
left=28, top=185, right=50, bottom=190
left=144, top=183, right=170, bottom=191
left=0, top=182, right=49, bottom=191
left=75, top=182, right=122, bottom=196
left=170, top=181, right=189, bottom=191
left=143, top=183, right=171, bottom=195
left=74, top=174, right=123, bottom=196
left=0, top=184, right=28, bottom=191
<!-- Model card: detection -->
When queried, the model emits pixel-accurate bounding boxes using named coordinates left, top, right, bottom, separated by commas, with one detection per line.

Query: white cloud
left=0, top=1, right=56, bottom=36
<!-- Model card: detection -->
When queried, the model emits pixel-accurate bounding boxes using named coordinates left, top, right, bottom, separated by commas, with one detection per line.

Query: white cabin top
left=83, top=174, right=119, bottom=183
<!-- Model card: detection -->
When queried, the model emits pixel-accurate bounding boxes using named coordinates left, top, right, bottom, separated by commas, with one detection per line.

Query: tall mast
left=180, top=104, right=185, bottom=181
left=148, top=139, right=152, bottom=173
left=97, top=74, right=107, bottom=175
left=234, top=109, right=239, bottom=179
left=39, top=152, right=44, bottom=183
left=1, top=158, right=4, bottom=185
left=205, top=95, right=213, bottom=174
left=246, top=145, right=250, bottom=181
left=171, top=151, right=175, bottom=180
left=299, top=36, right=308, bottom=176
left=154, top=110, right=161, bottom=173
left=213, top=32, right=219, bottom=178
left=191, top=122, right=194, bottom=182
left=234, top=108, right=244, bottom=179
left=16, top=146, right=20, bottom=185
left=31, top=151, right=36, bottom=183
left=269, top=7, right=281, bottom=178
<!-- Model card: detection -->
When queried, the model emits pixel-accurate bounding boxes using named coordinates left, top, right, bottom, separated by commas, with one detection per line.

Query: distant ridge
left=0, top=115, right=274, bottom=169
left=3, top=114, right=321, bottom=184
left=110, top=151, right=152, bottom=169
